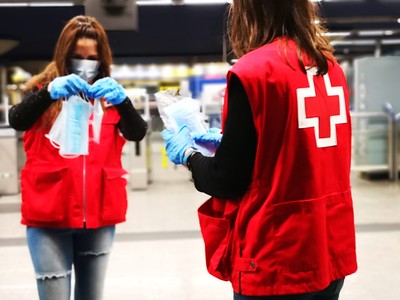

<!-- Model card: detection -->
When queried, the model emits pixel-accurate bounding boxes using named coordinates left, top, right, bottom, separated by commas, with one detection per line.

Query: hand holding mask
left=88, top=77, right=126, bottom=105
left=49, top=74, right=91, bottom=100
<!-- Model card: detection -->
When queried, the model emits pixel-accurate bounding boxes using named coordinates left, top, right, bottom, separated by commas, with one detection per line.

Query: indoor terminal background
left=1, top=0, right=400, bottom=299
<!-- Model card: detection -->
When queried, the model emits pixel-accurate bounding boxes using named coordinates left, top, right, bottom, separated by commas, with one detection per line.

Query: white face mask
left=70, top=58, right=100, bottom=81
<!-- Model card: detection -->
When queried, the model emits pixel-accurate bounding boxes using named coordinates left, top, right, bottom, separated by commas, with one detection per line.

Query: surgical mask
left=61, top=95, right=93, bottom=156
left=91, top=98, right=104, bottom=143
left=70, top=58, right=100, bottom=81
left=46, top=95, right=93, bottom=157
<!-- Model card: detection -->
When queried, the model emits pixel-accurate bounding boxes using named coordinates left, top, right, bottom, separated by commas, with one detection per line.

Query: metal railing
left=383, top=103, right=400, bottom=183
left=350, top=111, right=391, bottom=180
left=351, top=103, right=399, bottom=182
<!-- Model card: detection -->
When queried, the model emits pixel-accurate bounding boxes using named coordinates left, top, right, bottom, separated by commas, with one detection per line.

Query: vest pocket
left=198, top=197, right=239, bottom=281
left=101, top=167, right=128, bottom=221
left=272, top=198, right=327, bottom=273
left=21, top=167, right=69, bottom=222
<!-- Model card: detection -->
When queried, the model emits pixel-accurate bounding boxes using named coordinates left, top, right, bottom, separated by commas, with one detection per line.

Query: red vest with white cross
left=199, top=38, right=357, bottom=296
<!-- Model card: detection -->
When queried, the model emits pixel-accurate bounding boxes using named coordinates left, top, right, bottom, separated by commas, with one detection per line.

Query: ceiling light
left=331, top=39, right=400, bottom=46
left=136, top=0, right=171, bottom=5
left=358, top=30, right=396, bottom=36
left=359, top=30, right=385, bottom=36
left=0, top=3, right=27, bottom=6
left=30, top=2, right=73, bottom=6
left=137, top=0, right=231, bottom=5
left=184, top=0, right=231, bottom=3
left=324, top=32, right=351, bottom=37
left=331, top=40, right=376, bottom=46
left=381, top=39, right=400, bottom=45
left=0, top=2, right=74, bottom=6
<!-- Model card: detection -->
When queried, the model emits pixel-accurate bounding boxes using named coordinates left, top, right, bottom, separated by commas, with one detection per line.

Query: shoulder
left=232, top=40, right=289, bottom=75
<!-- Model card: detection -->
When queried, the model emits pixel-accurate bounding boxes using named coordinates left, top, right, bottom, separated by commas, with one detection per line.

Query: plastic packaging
left=155, top=89, right=216, bottom=156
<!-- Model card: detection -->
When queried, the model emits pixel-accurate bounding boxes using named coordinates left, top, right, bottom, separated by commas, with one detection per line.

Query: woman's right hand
left=48, top=74, right=91, bottom=100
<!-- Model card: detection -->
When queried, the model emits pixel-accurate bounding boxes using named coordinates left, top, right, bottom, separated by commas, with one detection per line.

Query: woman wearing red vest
left=8, top=16, right=147, bottom=300
left=162, top=0, right=357, bottom=299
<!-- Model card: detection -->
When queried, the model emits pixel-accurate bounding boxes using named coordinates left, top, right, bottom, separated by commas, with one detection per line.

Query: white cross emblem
left=297, top=68, right=347, bottom=148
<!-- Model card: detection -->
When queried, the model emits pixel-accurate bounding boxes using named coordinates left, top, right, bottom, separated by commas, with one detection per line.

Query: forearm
left=115, top=98, right=148, bottom=141
left=188, top=74, right=257, bottom=199
left=8, top=86, right=53, bottom=131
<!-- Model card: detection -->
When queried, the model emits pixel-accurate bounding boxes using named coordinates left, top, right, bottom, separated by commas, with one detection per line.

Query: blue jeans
left=26, top=226, right=115, bottom=300
left=234, top=279, right=344, bottom=300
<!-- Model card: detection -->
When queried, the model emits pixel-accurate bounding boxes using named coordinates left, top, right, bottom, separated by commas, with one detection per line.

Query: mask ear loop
left=85, top=93, right=90, bottom=102
left=91, top=98, right=103, bottom=143
left=59, top=153, right=80, bottom=159
left=45, top=127, right=80, bottom=158
left=44, top=134, right=61, bottom=149
left=45, top=99, right=67, bottom=150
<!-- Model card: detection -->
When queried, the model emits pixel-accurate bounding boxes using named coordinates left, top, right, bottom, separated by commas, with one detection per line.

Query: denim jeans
left=26, top=226, right=115, bottom=300
left=234, top=279, right=345, bottom=300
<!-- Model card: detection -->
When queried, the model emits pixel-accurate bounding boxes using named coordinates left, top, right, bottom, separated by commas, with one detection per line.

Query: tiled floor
left=0, top=134, right=399, bottom=300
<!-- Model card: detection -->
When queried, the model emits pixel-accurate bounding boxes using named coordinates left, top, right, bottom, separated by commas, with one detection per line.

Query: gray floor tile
left=0, top=136, right=399, bottom=299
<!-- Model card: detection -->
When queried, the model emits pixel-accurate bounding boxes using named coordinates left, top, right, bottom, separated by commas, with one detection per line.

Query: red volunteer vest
left=20, top=107, right=128, bottom=229
left=198, top=39, right=357, bottom=295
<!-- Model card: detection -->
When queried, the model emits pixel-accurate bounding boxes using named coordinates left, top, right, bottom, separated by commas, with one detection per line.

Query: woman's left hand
left=88, top=77, right=126, bottom=105
left=161, top=126, right=195, bottom=165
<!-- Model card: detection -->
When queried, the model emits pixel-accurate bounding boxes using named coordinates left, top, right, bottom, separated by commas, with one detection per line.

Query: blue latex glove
left=161, top=126, right=195, bottom=165
left=49, top=74, right=91, bottom=99
left=191, top=128, right=222, bottom=148
left=88, top=77, right=126, bottom=105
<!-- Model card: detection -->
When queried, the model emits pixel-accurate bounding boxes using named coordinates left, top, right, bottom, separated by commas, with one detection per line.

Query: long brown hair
left=228, top=0, right=335, bottom=75
left=24, top=15, right=113, bottom=128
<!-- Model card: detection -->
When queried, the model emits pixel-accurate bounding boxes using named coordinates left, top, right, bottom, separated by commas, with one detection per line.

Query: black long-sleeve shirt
left=8, top=85, right=148, bottom=142
left=189, top=74, right=257, bottom=199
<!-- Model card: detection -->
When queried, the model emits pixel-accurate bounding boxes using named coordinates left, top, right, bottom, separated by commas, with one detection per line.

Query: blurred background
left=0, top=1, right=400, bottom=299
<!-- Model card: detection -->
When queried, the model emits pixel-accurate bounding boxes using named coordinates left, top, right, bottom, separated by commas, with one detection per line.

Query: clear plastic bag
left=155, top=89, right=207, bottom=133
left=155, top=89, right=215, bottom=156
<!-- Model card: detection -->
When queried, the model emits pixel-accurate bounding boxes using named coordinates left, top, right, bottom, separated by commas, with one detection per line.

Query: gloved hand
left=191, top=128, right=222, bottom=148
left=87, top=77, right=126, bottom=105
left=161, top=126, right=195, bottom=165
left=49, top=74, right=91, bottom=99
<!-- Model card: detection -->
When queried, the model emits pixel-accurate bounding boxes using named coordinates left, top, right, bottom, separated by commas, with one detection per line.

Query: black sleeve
left=8, top=85, right=54, bottom=131
left=188, top=74, right=257, bottom=199
left=115, top=98, right=148, bottom=142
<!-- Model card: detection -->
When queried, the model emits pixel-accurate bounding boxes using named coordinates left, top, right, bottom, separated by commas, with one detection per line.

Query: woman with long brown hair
left=162, top=0, right=357, bottom=299
left=9, top=15, right=147, bottom=300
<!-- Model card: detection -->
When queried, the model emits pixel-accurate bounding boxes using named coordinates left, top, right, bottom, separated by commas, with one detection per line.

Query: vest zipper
left=82, top=155, right=87, bottom=225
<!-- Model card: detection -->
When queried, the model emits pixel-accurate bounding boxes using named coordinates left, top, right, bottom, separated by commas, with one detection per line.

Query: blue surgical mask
left=70, top=58, right=100, bottom=82
left=60, top=95, right=93, bottom=156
